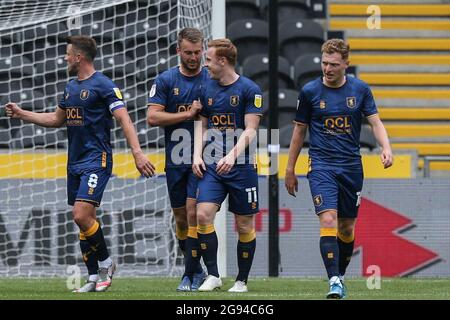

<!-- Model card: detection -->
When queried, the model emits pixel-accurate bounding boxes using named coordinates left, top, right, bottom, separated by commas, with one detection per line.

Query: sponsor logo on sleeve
left=113, top=87, right=123, bottom=100
left=254, top=94, right=262, bottom=108
left=149, top=84, right=156, bottom=98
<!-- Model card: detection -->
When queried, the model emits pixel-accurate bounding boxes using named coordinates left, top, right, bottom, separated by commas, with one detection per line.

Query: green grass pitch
left=0, top=277, right=449, bottom=300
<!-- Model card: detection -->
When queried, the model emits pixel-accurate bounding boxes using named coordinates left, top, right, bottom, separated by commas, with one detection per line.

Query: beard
left=68, top=63, right=79, bottom=76
left=181, top=59, right=200, bottom=72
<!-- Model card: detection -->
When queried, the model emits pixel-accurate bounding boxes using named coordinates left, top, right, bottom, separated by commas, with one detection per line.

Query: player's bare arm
left=147, top=101, right=201, bottom=127
left=216, top=113, right=260, bottom=175
left=192, top=113, right=207, bottom=178
left=367, top=114, right=393, bottom=169
left=285, top=122, right=308, bottom=197
left=5, top=103, right=66, bottom=128
left=113, top=107, right=155, bottom=177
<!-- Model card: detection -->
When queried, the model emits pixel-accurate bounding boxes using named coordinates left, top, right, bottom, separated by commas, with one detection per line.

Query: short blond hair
left=207, top=38, right=237, bottom=66
left=321, top=39, right=350, bottom=61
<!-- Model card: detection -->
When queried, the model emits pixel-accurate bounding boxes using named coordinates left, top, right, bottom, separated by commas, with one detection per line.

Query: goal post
left=0, top=0, right=220, bottom=277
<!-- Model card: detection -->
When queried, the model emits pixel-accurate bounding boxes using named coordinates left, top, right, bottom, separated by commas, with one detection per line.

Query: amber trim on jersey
left=366, top=113, right=379, bottom=119
left=75, top=198, right=100, bottom=207
left=148, top=103, right=166, bottom=110
left=293, top=120, right=308, bottom=126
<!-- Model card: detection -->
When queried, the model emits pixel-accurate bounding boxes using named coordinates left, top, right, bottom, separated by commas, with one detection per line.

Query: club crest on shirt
left=319, top=100, right=326, bottom=109
left=346, top=97, right=356, bottom=108
left=80, top=89, right=89, bottom=100
left=313, top=194, right=323, bottom=207
left=113, top=87, right=123, bottom=100
left=208, top=98, right=213, bottom=106
left=230, top=95, right=239, bottom=107
left=173, top=88, right=179, bottom=95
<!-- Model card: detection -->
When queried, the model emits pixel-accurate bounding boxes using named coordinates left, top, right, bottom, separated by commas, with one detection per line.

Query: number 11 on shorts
left=245, top=187, right=257, bottom=203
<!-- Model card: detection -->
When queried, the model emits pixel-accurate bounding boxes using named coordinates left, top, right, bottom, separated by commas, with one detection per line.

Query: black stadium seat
left=294, top=53, right=322, bottom=89
left=11, top=124, right=66, bottom=149
left=136, top=52, right=177, bottom=81
left=135, top=118, right=165, bottom=148
left=360, top=124, right=377, bottom=150
left=0, top=55, right=34, bottom=90
left=262, top=89, right=298, bottom=112
left=262, top=89, right=299, bottom=127
left=122, top=88, right=148, bottom=111
left=5, top=89, right=46, bottom=111
left=261, top=0, right=310, bottom=21
left=94, top=55, right=135, bottom=79
left=279, top=19, right=324, bottom=65
left=279, top=123, right=310, bottom=148
left=242, top=54, right=294, bottom=91
left=227, top=18, right=268, bottom=65
left=226, top=0, right=261, bottom=25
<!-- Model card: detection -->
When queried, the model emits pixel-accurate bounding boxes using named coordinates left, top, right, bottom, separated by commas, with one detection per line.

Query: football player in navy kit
left=147, top=28, right=208, bottom=292
left=6, top=35, right=155, bottom=293
left=192, top=38, right=263, bottom=293
left=285, top=39, right=393, bottom=299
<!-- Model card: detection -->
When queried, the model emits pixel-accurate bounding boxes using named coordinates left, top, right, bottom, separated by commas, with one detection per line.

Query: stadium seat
left=360, top=124, right=377, bottom=150
left=129, top=40, right=159, bottom=61
left=136, top=52, right=178, bottom=81
left=0, top=55, right=34, bottom=90
left=111, top=127, right=127, bottom=149
left=261, top=0, right=310, bottom=21
left=5, top=90, right=46, bottom=112
left=135, top=118, right=165, bottom=148
left=31, top=44, right=66, bottom=64
left=0, top=82, right=8, bottom=96
left=124, top=19, right=161, bottom=47
left=278, top=109, right=298, bottom=128
left=262, top=89, right=299, bottom=127
left=42, top=82, right=67, bottom=107
left=262, top=89, right=298, bottom=113
left=0, top=129, right=13, bottom=148
left=11, top=124, right=66, bottom=149
left=122, top=88, right=148, bottom=111
left=79, top=21, right=124, bottom=56
left=94, top=55, right=135, bottom=79
left=226, top=0, right=261, bottom=25
left=279, top=19, right=325, bottom=65
left=242, top=54, right=294, bottom=91
left=34, top=49, right=67, bottom=86
left=227, top=18, right=269, bottom=65
left=294, top=53, right=322, bottom=89
left=279, top=123, right=310, bottom=148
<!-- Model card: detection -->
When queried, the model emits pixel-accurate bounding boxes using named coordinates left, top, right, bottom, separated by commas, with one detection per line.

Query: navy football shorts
left=197, top=164, right=259, bottom=215
left=165, top=165, right=198, bottom=209
left=307, top=166, right=363, bottom=218
left=67, top=165, right=112, bottom=207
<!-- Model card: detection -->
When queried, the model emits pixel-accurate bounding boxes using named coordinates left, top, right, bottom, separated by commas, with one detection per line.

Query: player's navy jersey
left=294, top=76, right=377, bottom=167
left=200, top=75, right=263, bottom=165
left=148, top=67, right=209, bottom=167
left=58, top=71, right=125, bottom=168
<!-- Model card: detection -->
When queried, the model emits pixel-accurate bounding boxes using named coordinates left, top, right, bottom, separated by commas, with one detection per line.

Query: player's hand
left=5, top=102, right=23, bottom=119
left=216, top=153, right=235, bottom=175
left=192, top=156, right=206, bottom=178
left=133, top=150, right=155, bottom=178
left=285, top=169, right=298, bottom=197
left=381, top=148, right=393, bottom=169
left=189, top=100, right=202, bottom=119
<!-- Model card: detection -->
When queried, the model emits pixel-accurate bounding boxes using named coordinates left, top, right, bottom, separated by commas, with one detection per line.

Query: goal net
left=0, top=0, right=212, bottom=277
